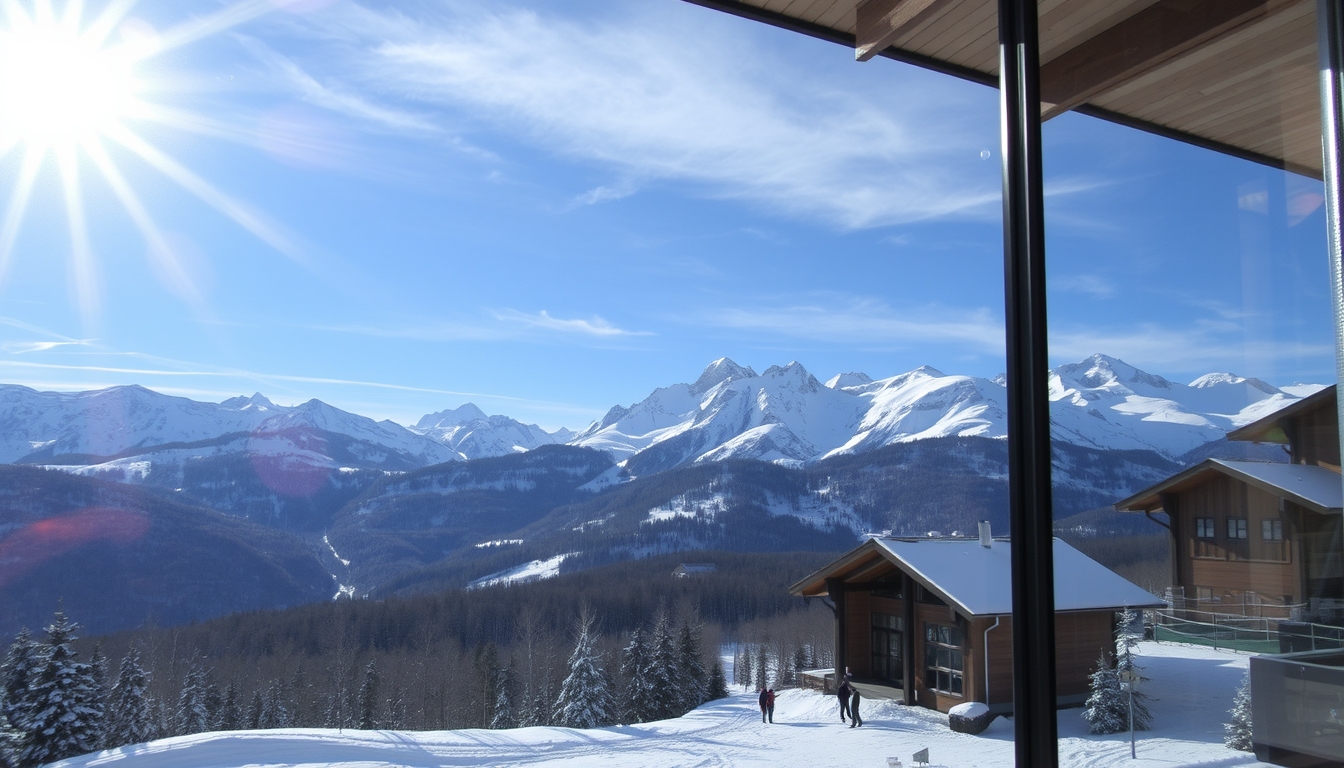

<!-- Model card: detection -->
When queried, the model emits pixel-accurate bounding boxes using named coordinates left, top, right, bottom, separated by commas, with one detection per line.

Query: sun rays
left=0, top=0, right=300, bottom=329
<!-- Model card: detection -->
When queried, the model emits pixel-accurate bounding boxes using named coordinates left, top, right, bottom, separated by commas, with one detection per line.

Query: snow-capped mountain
left=411, top=403, right=572, bottom=459
left=0, top=384, right=460, bottom=467
left=571, top=354, right=1315, bottom=470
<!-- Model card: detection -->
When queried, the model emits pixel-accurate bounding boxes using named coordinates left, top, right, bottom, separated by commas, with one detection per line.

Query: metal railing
left=1153, top=608, right=1344, bottom=654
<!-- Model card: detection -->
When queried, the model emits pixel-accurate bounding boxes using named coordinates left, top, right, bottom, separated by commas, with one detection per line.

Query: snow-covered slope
left=571, top=354, right=1308, bottom=469
left=411, top=403, right=569, bottom=459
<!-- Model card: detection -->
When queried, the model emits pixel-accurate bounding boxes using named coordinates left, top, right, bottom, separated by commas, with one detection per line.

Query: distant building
left=1115, top=386, right=1342, bottom=614
left=672, top=563, right=717, bottom=578
left=788, top=532, right=1161, bottom=714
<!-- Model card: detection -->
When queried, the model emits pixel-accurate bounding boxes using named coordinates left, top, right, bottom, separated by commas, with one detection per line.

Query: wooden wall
left=1289, top=399, right=1340, bottom=469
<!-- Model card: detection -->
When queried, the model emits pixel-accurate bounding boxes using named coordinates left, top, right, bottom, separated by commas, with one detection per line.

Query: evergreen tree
left=1113, top=610, right=1152, bottom=731
left=260, top=681, right=290, bottom=728
left=1083, top=653, right=1127, bottom=735
left=203, top=673, right=223, bottom=731
left=675, top=622, right=707, bottom=713
left=620, top=628, right=654, bottom=724
left=754, top=645, right=768, bottom=690
left=86, top=645, right=108, bottom=745
left=0, top=711, right=21, bottom=768
left=553, top=613, right=611, bottom=729
left=104, top=649, right=152, bottom=749
left=247, top=690, right=264, bottom=730
left=1225, top=671, right=1253, bottom=751
left=646, top=610, right=678, bottom=720
left=0, top=629, right=38, bottom=759
left=174, top=664, right=209, bottom=736
left=707, top=661, right=729, bottom=701
left=491, top=663, right=518, bottom=730
left=474, top=644, right=499, bottom=729
left=357, top=661, right=380, bottom=730
left=20, top=612, right=102, bottom=767
left=216, top=682, right=240, bottom=732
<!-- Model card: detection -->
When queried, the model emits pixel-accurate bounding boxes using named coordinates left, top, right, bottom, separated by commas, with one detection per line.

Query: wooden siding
left=846, top=591, right=873, bottom=678
left=1172, top=473, right=1302, bottom=606
left=1289, top=398, right=1341, bottom=469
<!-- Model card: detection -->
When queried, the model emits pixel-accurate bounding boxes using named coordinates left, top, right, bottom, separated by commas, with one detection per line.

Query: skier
left=849, top=685, right=863, bottom=728
left=837, top=677, right=852, bottom=723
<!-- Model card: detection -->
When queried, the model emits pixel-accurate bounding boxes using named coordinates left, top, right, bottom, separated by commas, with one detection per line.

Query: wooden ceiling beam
left=1039, top=0, right=1291, bottom=120
left=856, top=0, right=957, bottom=62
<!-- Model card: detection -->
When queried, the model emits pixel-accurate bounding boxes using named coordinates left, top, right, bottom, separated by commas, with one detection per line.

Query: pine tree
left=86, top=645, right=108, bottom=745
left=646, top=610, right=678, bottom=721
left=20, top=612, right=102, bottom=766
left=1083, top=653, right=1127, bottom=735
left=174, top=664, right=209, bottom=736
left=675, top=622, right=707, bottom=714
left=1113, top=610, right=1152, bottom=731
left=216, top=682, right=240, bottom=732
left=104, top=648, right=152, bottom=749
left=491, top=663, right=518, bottom=730
left=474, top=644, right=499, bottom=729
left=707, top=661, right=729, bottom=701
left=247, top=690, right=264, bottom=730
left=0, top=629, right=38, bottom=759
left=553, top=613, right=611, bottom=729
left=620, top=628, right=654, bottom=723
left=357, top=661, right=380, bottom=730
left=1225, top=671, right=1253, bottom=751
left=754, top=645, right=768, bottom=690
left=0, top=711, right=22, bottom=768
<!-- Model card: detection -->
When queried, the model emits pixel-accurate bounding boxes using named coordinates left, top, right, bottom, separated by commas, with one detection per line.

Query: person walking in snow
left=837, top=677, right=852, bottom=723
left=765, top=688, right=776, bottom=723
left=849, top=686, right=863, bottom=728
left=758, top=688, right=769, bottom=723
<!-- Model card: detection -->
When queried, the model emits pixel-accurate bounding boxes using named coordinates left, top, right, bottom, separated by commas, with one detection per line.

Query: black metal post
left=998, top=0, right=1058, bottom=765
left=1320, top=2, right=1344, bottom=554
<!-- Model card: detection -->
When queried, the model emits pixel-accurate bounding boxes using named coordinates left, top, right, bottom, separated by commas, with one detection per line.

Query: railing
left=1152, top=608, right=1344, bottom=654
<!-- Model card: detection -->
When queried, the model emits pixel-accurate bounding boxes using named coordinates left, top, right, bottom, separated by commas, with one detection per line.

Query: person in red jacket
left=765, top=688, right=776, bottom=723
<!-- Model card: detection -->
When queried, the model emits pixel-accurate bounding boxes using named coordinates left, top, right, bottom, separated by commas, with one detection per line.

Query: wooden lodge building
left=1115, top=386, right=1343, bottom=614
left=788, top=530, right=1162, bottom=714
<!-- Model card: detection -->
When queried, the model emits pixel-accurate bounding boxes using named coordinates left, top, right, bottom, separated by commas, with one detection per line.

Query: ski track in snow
left=56, top=642, right=1270, bottom=768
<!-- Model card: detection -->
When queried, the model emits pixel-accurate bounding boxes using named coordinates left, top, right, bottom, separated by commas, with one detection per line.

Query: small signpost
left=912, top=747, right=929, bottom=766
left=1119, top=668, right=1141, bottom=759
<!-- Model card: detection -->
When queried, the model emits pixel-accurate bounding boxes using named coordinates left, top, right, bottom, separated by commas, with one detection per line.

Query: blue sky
left=0, top=0, right=1333, bottom=430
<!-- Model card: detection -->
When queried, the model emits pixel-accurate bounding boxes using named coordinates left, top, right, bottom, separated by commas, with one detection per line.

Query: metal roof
left=685, top=0, right=1321, bottom=176
left=1115, top=458, right=1344, bottom=514
left=789, top=537, right=1164, bottom=616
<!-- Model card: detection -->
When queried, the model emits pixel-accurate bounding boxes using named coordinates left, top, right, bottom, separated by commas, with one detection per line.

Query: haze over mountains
left=0, top=353, right=1322, bottom=635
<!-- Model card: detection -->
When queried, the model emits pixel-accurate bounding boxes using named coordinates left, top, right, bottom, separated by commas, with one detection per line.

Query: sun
left=0, top=8, right=143, bottom=152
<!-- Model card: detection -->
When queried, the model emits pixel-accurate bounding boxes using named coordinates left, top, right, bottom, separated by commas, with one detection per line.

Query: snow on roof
left=871, top=538, right=1163, bottom=617
left=1209, top=459, right=1343, bottom=511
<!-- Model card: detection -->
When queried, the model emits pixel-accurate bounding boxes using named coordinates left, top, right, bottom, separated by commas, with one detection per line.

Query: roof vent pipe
left=979, top=520, right=992, bottom=548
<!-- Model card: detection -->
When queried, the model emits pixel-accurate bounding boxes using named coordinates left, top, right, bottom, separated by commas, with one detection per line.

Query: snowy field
left=56, top=642, right=1270, bottom=768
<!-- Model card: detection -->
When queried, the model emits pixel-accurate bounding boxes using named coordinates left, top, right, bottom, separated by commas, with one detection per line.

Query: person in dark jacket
left=849, top=686, right=863, bottom=728
left=837, top=678, right=852, bottom=723
left=758, top=688, right=769, bottom=723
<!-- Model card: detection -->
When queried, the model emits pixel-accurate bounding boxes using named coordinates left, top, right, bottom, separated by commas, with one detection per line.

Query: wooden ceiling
left=685, top=0, right=1321, bottom=177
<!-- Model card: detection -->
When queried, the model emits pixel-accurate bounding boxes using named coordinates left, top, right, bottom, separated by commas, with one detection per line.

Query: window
left=923, top=622, right=964, bottom=696
left=1227, top=518, right=1248, bottom=540
left=1195, top=518, right=1215, bottom=539
left=871, top=613, right=903, bottom=683
left=1262, top=520, right=1283, bottom=541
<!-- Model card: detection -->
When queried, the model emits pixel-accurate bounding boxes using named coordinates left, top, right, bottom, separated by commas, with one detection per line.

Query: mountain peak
left=1189, top=372, right=1279, bottom=395
left=416, top=403, right=489, bottom=430
left=1056, top=353, right=1172, bottom=390
left=825, top=372, right=873, bottom=389
left=689, top=358, right=758, bottom=395
left=221, top=392, right=276, bottom=410
left=761, top=361, right=821, bottom=392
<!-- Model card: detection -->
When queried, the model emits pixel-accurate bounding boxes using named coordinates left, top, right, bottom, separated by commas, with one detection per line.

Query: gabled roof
left=1114, top=458, right=1344, bottom=515
left=1226, top=385, right=1337, bottom=445
left=788, top=537, right=1162, bottom=617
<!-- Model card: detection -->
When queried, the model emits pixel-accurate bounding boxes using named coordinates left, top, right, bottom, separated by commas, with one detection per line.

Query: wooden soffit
left=683, top=0, right=1321, bottom=177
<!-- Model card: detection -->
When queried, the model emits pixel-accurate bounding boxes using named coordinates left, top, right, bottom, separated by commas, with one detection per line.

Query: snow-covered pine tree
left=216, top=682, right=240, bottom=732
left=20, top=611, right=102, bottom=766
left=357, top=661, right=380, bottom=730
left=707, top=661, right=729, bottom=701
left=1083, top=652, right=1127, bottom=735
left=646, top=610, right=679, bottom=721
left=553, top=612, right=611, bottom=729
left=260, top=681, right=290, bottom=728
left=0, top=628, right=38, bottom=758
left=0, top=711, right=22, bottom=768
left=491, top=662, right=517, bottom=730
left=1225, top=671, right=1253, bottom=751
left=203, top=673, right=222, bottom=731
left=246, top=690, right=264, bottom=730
left=87, top=644, right=108, bottom=743
left=754, top=645, right=768, bottom=690
left=620, top=627, right=654, bottom=723
left=675, top=622, right=707, bottom=714
left=104, top=648, right=152, bottom=749
left=174, top=664, right=209, bottom=736
left=1113, top=609, right=1152, bottom=731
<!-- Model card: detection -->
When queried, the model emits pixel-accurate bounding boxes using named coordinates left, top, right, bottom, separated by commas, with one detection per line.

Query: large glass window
left=923, top=622, right=964, bottom=696
left=872, top=613, right=904, bottom=684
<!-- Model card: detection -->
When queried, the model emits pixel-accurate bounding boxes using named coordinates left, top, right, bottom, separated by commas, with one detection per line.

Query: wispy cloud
left=1051, top=274, right=1114, bottom=298
left=493, top=310, right=653, bottom=338
left=3, top=340, right=95, bottom=354
left=695, top=294, right=1004, bottom=353
left=291, top=3, right=1003, bottom=229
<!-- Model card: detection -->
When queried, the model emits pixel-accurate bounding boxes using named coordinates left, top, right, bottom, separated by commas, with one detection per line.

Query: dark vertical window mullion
left=998, top=0, right=1059, bottom=766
